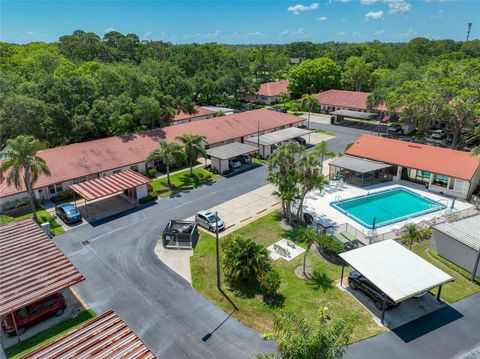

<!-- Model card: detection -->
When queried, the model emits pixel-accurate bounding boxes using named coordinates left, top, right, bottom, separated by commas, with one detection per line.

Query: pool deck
left=303, top=180, right=473, bottom=237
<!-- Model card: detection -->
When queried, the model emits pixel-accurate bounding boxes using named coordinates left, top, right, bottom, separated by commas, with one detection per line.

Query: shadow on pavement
left=202, top=309, right=236, bottom=343
left=224, top=163, right=263, bottom=178
left=392, top=305, right=464, bottom=343
left=89, top=201, right=157, bottom=227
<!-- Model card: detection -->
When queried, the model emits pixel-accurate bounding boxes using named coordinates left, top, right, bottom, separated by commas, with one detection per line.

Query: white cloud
left=430, top=10, right=444, bottom=19
left=104, top=27, right=117, bottom=33
left=26, top=31, right=36, bottom=36
left=337, top=31, right=347, bottom=36
left=335, top=0, right=351, bottom=2
left=247, top=31, right=266, bottom=37
left=365, top=10, right=384, bottom=20
left=361, top=0, right=379, bottom=4
left=144, top=31, right=152, bottom=38
left=317, top=16, right=328, bottom=20
left=287, top=3, right=319, bottom=15
left=279, top=28, right=307, bottom=38
left=384, top=0, right=411, bottom=14
left=394, top=27, right=416, bottom=39
left=352, top=32, right=361, bottom=36
left=230, top=32, right=239, bottom=38
left=374, top=28, right=385, bottom=35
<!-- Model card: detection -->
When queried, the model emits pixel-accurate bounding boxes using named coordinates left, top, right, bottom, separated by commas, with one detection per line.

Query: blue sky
left=1, top=0, right=478, bottom=44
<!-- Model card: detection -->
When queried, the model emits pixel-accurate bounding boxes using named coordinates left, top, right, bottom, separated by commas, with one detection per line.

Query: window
left=453, top=179, right=468, bottom=193
left=113, top=169, right=121, bottom=174
left=130, top=165, right=139, bottom=172
left=73, top=177, right=86, bottom=184
left=55, top=183, right=63, bottom=193
left=432, top=174, right=449, bottom=188
left=48, top=185, right=56, bottom=194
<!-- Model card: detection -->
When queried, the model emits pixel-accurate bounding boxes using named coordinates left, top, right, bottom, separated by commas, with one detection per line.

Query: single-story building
left=22, top=310, right=155, bottom=358
left=315, top=89, right=387, bottom=115
left=201, top=105, right=236, bottom=116
left=431, top=215, right=480, bottom=279
left=0, top=219, right=85, bottom=339
left=245, top=80, right=289, bottom=105
left=331, top=134, right=480, bottom=199
left=0, top=109, right=303, bottom=206
left=164, top=106, right=216, bottom=125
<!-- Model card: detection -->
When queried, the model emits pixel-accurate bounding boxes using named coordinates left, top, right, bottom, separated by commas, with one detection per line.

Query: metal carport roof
left=329, top=155, right=392, bottom=173
left=0, top=219, right=85, bottom=315
left=246, top=127, right=312, bottom=146
left=331, top=109, right=378, bottom=120
left=206, top=142, right=258, bottom=160
left=23, top=310, right=155, bottom=359
left=70, top=170, right=151, bottom=201
left=340, top=240, right=453, bottom=303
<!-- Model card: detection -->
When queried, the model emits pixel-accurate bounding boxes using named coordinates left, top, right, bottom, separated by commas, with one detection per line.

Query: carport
left=329, top=155, right=394, bottom=186
left=69, top=170, right=151, bottom=219
left=206, top=142, right=258, bottom=174
left=339, top=240, right=453, bottom=324
left=22, top=310, right=155, bottom=358
left=331, top=109, right=379, bottom=122
left=0, top=219, right=85, bottom=342
left=245, top=127, right=312, bottom=158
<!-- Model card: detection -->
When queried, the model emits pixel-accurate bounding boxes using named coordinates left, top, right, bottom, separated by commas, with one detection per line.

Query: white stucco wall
left=136, top=184, right=148, bottom=200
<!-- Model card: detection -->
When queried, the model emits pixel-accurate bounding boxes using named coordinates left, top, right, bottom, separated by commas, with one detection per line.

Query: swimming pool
left=330, top=188, right=447, bottom=229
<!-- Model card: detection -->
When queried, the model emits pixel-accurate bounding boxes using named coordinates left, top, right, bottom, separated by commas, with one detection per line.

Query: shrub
left=258, top=269, right=281, bottom=298
left=222, top=234, right=270, bottom=283
left=316, top=234, right=343, bottom=255
left=147, top=168, right=158, bottom=178
left=51, top=190, right=74, bottom=204
left=0, top=215, right=15, bottom=225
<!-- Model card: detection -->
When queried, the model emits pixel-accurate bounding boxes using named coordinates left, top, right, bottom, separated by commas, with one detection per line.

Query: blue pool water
left=330, top=188, right=446, bottom=229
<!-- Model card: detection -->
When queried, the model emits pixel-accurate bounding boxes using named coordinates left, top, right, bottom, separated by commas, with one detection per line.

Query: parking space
left=76, top=193, right=136, bottom=222
left=338, top=282, right=445, bottom=328
left=0, top=288, right=85, bottom=349
left=302, top=131, right=335, bottom=145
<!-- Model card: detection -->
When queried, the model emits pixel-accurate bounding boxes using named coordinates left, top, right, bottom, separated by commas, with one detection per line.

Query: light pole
left=215, top=211, right=221, bottom=290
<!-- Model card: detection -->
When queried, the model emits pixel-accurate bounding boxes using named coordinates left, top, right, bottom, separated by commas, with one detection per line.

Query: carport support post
left=437, top=285, right=443, bottom=302
left=11, top=312, right=20, bottom=343
left=215, top=212, right=221, bottom=291
left=84, top=198, right=89, bottom=218
left=380, top=293, right=388, bottom=325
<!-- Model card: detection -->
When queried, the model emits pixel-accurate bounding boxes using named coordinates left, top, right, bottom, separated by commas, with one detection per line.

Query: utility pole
left=466, top=23, right=472, bottom=42
left=215, top=211, right=221, bottom=290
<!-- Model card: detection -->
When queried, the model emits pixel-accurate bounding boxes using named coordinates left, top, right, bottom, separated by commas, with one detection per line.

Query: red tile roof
left=347, top=135, right=480, bottom=181
left=70, top=170, right=151, bottom=201
left=0, top=109, right=303, bottom=197
left=315, top=89, right=386, bottom=111
left=0, top=219, right=85, bottom=315
left=256, top=80, right=289, bottom=97
left=169, top=106, right=216, bottom=122
left=23, top=310, right=155, bottom=359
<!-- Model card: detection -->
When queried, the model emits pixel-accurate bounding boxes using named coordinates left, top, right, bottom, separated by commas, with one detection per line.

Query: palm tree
left=175, top=134, right=207, bottom=176
left=313, top=141, right=336, bottom=174
left=298, top=227, right=319, bottom=277
left=1, top=135, right=51, bottom=220
left=268, top=310, right=352, bottom=359
left=300, top=94, right=319, bottom=130
left=471, top=146, right=480, bottom=158
left=279, top=92, right=290, bottom=107
left=403, top=223, right=420, bottom=250
left=147, top=140, right=185, bottom=187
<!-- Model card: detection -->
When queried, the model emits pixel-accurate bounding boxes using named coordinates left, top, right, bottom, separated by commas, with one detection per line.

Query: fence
left=333, top=205, right=479, bottom=246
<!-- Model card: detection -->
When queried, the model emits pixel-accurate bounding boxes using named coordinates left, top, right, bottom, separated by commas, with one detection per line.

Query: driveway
left=344, top=292, right=480, bottom=359
left=54, top=166, right=275, bottom=359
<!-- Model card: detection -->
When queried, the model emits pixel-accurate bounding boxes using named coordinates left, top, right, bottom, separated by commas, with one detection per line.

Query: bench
left=273, top=243, right=291, bottom=258
left=286, top=240, right=296, bottom=249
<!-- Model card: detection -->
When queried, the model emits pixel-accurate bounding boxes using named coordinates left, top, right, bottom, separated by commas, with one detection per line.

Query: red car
left=1, top=293, right=66, bottom=335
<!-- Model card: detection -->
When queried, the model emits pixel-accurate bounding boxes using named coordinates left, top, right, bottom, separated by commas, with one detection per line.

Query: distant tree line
left=1, top=30, right=479, bottom=148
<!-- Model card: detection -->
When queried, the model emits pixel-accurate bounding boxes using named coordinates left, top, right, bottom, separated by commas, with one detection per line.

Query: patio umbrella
left=450, top=198, right=456, bottom=210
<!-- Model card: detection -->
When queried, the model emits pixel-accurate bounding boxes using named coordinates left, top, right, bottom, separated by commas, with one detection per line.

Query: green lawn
left=4, top=310, right=96, bottom=359
left=0, top=209, right=64, bottom=236
left=149, top=168, right=220, bottom=198
left=412, top=241, right=480, bottom=303
left=191, top=212, right=385, bottom=343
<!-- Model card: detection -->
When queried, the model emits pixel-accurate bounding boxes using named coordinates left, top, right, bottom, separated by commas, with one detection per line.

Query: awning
left=70, top=170, right=150, bottom=201
left=23, top=310, right=155, bottom=359
left=0, top=219, right=85, bottom=315
left=340, top=240, right=453, bottom=303
left=330, top=155, right=391, bottom=173
left=206, top=142, right=258, bottom=160
left=331, top=109, right=378, bottom=120
left=246, top=127, right=312, bottom=146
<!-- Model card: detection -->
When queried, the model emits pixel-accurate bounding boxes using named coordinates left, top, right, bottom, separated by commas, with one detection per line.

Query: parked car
left=431, top=129, right=446, bottom=140
left=387, top=124, right=403, bottom=136
left=55, top=203, right=82, bottom=224
left=195, top=210, right=225, bottom=232
left=230, top=159, right=242, bottom=169
left=1, top=293, right=66, bottom=336
left=293, top=137, right=307, bottom=145
left=238, top=154, right=252, bottom=164
left=348, top=271, right=398, bottom=311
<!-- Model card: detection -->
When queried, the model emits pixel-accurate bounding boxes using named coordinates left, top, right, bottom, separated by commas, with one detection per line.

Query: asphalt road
left=53, top=125, right=366, bottom=358
left=344, top=292, right=480, bottom=359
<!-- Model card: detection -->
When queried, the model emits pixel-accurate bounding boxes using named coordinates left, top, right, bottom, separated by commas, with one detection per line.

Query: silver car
left=195, top=210, right=225, bottom=232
